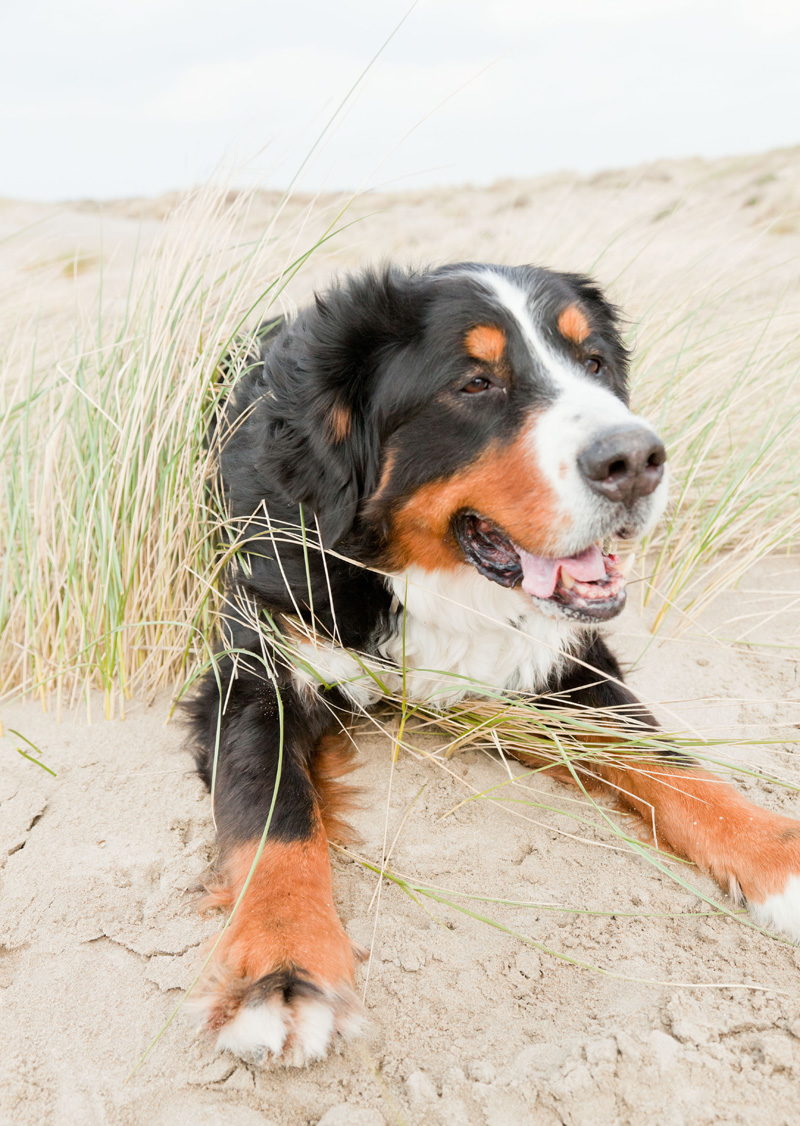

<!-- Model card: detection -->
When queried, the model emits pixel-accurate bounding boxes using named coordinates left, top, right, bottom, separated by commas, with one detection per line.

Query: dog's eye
left=462, top=376, right=492, bottom=394
left=584, top=356, right=604, bottom=376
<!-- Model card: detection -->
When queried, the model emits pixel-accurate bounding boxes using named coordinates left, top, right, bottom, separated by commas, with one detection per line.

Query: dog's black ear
left=251, top=267, right=426, bottom=545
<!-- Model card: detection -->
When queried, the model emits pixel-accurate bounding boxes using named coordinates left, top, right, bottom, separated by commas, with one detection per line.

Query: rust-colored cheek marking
left=464, top=323, right=507, bottom=364
left=208, top=822, right=356, bottom=988
left=557, top=304, right=590, bottom=344
left=390, top=417, right=566, bottom=572
left=327, top=403, right=352, bottom=443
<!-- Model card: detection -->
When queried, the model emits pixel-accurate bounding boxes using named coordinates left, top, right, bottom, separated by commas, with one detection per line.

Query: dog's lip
left=452, top=511, right=628, bottom=622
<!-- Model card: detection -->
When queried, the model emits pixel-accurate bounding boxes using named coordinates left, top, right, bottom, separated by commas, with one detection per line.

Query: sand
left=2, top=149, right=800, bottom=1125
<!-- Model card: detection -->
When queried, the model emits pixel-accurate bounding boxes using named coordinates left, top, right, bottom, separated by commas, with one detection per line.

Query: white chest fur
left=377, top=565, right=578, bottom=706
left=290, top=565, right=578, bottom=711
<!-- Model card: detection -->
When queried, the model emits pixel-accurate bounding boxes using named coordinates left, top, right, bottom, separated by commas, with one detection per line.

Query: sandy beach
left=2, top=148, right=800, bottom=1125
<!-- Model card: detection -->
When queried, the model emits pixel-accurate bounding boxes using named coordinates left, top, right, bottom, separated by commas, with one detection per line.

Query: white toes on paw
left=285, top=998, right=337, bottom=1067
left=215, top=998, right=288, bottom=1062
left=214, top=990, right=364, bottom=1067
left=748, top=874, right=800, bottom=943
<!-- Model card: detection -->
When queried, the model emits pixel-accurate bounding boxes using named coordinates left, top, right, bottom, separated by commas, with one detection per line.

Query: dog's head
left=258, top=264, right=667, bottom=624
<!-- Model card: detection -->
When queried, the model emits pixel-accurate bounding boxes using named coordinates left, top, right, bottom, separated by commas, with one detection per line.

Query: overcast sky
left=2, top=0, right=798, bottom=200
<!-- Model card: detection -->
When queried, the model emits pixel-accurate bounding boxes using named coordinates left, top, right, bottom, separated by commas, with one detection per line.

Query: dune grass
left=0, top=186, right=357, bottom=713
left=2, top=184, right=798, bottom=709
left=633, top=290, right=800, bottom=631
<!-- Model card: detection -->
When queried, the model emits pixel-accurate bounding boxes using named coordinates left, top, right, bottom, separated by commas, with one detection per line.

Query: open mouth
left=452, top=512, right=627, bottom=622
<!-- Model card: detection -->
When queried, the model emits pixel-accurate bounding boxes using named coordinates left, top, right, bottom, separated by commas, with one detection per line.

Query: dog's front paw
left=194, top=835, right=365, bottom=1066
left=199, top=965, right=365, bottom=1067
left=726, top=818, right=800, bottom=942
left=748, top=875, right=800, bottom=942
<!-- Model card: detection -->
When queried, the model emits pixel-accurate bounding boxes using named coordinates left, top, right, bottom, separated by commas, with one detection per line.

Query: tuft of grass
left=0, top=185, right=355, bottom=714
left=9, top=727, right=57, bottom=776
left=632, top=291, right=800, bottom=630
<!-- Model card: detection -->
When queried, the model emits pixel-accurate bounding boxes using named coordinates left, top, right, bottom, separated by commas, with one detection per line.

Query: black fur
left=185, top=653, right=334, bottom=844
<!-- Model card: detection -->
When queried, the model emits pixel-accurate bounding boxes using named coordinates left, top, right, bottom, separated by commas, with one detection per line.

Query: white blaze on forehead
left=474, top=269, right=662, bottom=531
left=474, top=270, right=546, bottom=360
left=474, top=268, right=633, bottom=421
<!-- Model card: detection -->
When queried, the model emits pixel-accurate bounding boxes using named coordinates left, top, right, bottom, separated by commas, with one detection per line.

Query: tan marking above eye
left=557, top=304, right=590, bottom=344
left=464, top=323, right=507, bottom=364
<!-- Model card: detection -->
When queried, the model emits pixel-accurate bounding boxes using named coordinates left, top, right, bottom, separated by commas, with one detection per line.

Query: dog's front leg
left=188, top=663, right=363, bottom=1066
left=517, top=635, right=800, bottom=941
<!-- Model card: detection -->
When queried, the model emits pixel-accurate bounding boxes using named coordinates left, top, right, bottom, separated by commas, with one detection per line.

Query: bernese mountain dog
left=187, top=263, right=800, bottom=1066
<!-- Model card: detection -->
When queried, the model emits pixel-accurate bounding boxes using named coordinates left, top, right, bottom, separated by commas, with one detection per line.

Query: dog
left=187, top=262, right=800, bottom=1067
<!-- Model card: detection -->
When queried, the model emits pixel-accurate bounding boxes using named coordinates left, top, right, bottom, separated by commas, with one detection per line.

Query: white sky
left=2, top=0, right=799, bottom=200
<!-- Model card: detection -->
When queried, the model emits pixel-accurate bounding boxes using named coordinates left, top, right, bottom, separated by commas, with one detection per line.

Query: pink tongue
left=518, top=543, right=606, bottom=599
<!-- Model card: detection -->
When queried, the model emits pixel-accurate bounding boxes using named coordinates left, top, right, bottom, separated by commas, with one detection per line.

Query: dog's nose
left=577, top=424, right=666, bottom=505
